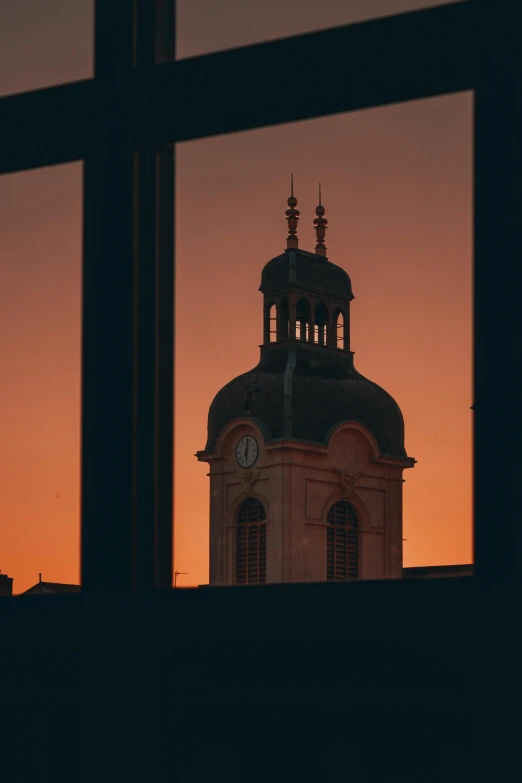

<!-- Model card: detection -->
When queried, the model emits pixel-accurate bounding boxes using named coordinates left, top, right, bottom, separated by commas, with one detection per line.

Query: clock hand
left=245, top=439, right=249, bottom=463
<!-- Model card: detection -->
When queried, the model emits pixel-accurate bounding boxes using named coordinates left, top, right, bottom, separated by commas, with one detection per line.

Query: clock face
left=236, top=435, right=258, bottom=468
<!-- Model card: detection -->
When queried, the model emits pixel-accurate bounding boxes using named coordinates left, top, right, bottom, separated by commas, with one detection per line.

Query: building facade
left=197, top=189, right=415, bottom=585
left=0, top=572, right=13, bottom=597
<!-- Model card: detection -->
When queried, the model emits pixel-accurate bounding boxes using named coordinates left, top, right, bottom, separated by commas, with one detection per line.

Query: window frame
left=1, top=0, right=519, bottom=596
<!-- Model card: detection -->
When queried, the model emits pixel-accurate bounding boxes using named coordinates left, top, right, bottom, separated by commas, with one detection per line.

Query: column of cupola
left=308, top=294, right=318, bottom=343
left=344, top=305, right=351, bottom=351
left=326, top=309, right=336, bottom=348
left=288, top=290, right=297, bottom=340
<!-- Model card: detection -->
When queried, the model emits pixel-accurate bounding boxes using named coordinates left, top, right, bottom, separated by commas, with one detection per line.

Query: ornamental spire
left=314, top=183, right=328, bottom=257
left=285, top=173, right=300, bottom=249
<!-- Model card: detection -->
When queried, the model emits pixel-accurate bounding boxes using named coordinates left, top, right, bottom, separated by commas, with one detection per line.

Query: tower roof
left=260, top=248, right=353, bottom=299
left=205, top=341, right=407, bottom=457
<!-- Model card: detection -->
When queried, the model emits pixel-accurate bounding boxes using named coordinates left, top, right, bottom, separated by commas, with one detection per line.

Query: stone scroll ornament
left=333, top=466, right=363, bottom=498
left=239, top=469, right=260, bottom=493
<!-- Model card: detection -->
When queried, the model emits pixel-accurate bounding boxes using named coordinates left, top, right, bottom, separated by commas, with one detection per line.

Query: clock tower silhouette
left=197, top=183, right=415, bottom=585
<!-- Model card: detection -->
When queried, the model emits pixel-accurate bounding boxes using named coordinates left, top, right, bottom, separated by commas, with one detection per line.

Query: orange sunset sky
left=0, top=1, right=471, bottom=593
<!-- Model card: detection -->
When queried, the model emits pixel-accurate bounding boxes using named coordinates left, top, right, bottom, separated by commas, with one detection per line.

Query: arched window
left=326, top=501, right=359, bottom=580
left=314, top=302, right=329, bottom=345
left=296, top=298, right=311, bottom=342
left=335, top=310, right=345, bottom=350
left=236, top=497, right=267, bottom=584
left=269, top=303, right=277, bottom=342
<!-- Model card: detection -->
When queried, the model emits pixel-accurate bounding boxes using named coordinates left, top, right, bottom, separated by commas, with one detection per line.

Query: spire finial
left=314, top=182, right=328, bottom=257
left=286, top=174, right=300, bottom=249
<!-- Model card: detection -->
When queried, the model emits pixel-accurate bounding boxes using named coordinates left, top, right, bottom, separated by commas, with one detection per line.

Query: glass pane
left=178, top=0, right=464, bottom=60
left=0, top=164, right=81, bottom=594
left=0, top=1, right=93, bottom=97
left=175, top=92, right=472, bottom=587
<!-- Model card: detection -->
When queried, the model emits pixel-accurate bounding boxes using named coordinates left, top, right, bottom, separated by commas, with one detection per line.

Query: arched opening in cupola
left=296, top=298, right=311, bottom=342
left=314, top=302, right=329, bottom=345
left=334, top=309, right=345, bottom=350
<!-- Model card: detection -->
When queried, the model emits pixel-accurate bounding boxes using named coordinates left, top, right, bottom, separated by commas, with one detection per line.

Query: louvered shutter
left=326, top=501, right=359, bottom=581
left=236, top=497, right=267, bottom=584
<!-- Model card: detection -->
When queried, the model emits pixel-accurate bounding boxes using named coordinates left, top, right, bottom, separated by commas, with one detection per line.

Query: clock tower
left=196, top=184, right=415, bottom=585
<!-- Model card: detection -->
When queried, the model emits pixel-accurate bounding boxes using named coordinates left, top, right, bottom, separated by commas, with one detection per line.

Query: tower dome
left=205, top=331, right=407, bottom=457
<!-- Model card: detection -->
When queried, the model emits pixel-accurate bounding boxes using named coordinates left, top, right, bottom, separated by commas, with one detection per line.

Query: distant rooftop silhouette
left=20, top=581, right=81, bottom=596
